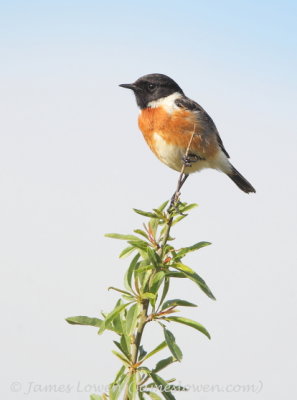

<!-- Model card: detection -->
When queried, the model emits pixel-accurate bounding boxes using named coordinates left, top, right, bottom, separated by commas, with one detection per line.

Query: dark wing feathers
left=175, top=96, right=230, bottom=158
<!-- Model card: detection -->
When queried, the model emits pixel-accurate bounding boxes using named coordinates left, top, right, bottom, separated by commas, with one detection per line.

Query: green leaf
left=127, top=373, right=137, bottom=400
left=165, top=316, right=211, bottom=339
left=124, top=253, right=140, bottom=292
left=158, top=278, right=170, bottom=310
left=147, top=247, right=160, bottom=267
left=112, top=350, right=130, bottom=366
left=147, top=392, right=163, bottom=400
left=174, top=242, right=211, bottom=259
left=163, top=328, right=183, bottom=361
left=134, top=229, right=149, bottom=240
left=150, top=271, right=165, bottom=294
left=119, top=246, right=137, bottom=258
left=138, top=345, right=147, bottom=360
left=90, top=395, right=102, bottom=400
left=133, top=208, right=159, bottom=218
left=141, top=341, right=167, bottom=361
left=112, top=365, right=126, bottom=385
left=65, top=316, right=102, bottom=328
left=109, top=374, right=129, bottom=400
left=165, top=272, right=186, bottom=279
left=157, top=200, right=169, bottom=212
left=128, top=240, right=149, bottom=250
left=150, top=373, right=176, bottom=400
left=126, top=303, right=140, bottom=335
left=161, top=299, right=197, bottom=310
left=99, top=302, right=132, bottom=334
left=120, top=334, right=131, bottom=357
left=171, top=263, right=216, bottom=300
left=152, top=356, right=176, bottom=374
left=108, top=287, right=134, bottom=297
left=113, top=341, right=130, bottom=360
left=105, top=233, right=140, bottom=241
left=141, top=292, right=156, bottom=300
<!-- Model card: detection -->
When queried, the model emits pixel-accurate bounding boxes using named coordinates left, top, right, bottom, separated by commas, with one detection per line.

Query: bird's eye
left=147, top=83, right=156, bottom=91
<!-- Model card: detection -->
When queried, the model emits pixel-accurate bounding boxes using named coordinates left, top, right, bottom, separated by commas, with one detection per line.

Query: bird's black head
left=119, top=73, right=184, bottom=109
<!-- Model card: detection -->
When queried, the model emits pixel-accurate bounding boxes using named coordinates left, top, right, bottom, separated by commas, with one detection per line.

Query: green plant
left=66, top=134, right=216, bottom=399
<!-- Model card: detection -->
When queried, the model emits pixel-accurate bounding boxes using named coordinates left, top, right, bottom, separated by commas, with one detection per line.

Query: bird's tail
left=227, top=165, right=256, bottom=194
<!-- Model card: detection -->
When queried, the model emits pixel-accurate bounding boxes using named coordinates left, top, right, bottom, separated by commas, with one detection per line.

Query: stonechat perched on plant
left=120, top=73, right=255, bottom=194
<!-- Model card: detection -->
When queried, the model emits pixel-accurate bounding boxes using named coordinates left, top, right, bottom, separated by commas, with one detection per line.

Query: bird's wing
left=175, top=96, right=230, bottom=158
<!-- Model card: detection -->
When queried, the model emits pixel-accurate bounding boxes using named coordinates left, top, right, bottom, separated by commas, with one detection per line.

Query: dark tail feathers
left=227, top=166, right=256, bottom=194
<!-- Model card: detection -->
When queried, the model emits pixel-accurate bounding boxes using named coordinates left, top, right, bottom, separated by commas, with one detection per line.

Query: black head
left=119, top=73, right=184, bottom=109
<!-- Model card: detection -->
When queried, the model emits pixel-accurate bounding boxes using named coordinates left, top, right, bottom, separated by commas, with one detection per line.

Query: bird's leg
left=182, top=153, right=203, bottom=167
left=169, top=173, right=189, bottom=209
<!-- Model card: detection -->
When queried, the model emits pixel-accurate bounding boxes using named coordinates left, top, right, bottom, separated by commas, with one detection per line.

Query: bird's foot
left=182, top=153, right=201, bottom=167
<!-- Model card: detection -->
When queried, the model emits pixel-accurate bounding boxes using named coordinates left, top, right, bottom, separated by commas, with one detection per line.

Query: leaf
left=165, top=272, right=186, bottom=279
left=147, top=247, right=160, bottom=267
left=120, top=334, right=131, bottom=357
left=124, top=253, right=140, bottom=292
left=152, top=356, right=176, bottom=374
left=141, top=292, right=156, bottom=300
left=109, top=374, right=129, bottom=400
left=147, top=392, right=163, bottom=400
left=171, top=263, right=216, bottom=300
left=113, top=341, right=130, bottom=360
left=138, top=345, right=147, bottom=360
left=165, top=316, right=211, bottom=339
left=174, top=242, right=211, bottom=259
left=161, top=299, right=197, bottom=310
left=163, top=328, right=183, bottom=361
left=150, top=271, right=165, bottom=294
left=128, top=240, right=149, bottom=250
left=112, top=365, right=126, bottom=385
left=108, top=287, right=134, bottom=297
left=133, top=208, right=159, bottom=218
left=126, top=303, right=140, bottom=335
left=134, top=229, right=149, bottom=240
left=141, top=341, right=167, bottom=361
left=119, top=246, right=137, bottom=258
left=112, top=350, right=130, bottom=366
left=158, top=278, right=170, bottom=310
left=150, top=373, right=176, bottom=400
left=99, top=302, right=132, bottom=334
left=90, top=395, right=102, bottom=400
left=105, top=233, right=140, bottom=241
left=157, top=200, right=169, bottom=212
left=65, top=316, right=102, bottom=328
left=127, top=374, right=137, bottom=400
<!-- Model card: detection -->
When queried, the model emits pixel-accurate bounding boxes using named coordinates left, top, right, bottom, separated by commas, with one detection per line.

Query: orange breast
left=138, top=106, right=217, bottom=159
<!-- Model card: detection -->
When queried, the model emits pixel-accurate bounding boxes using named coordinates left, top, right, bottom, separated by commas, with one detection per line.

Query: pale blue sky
left=1, top=1, right=296, bottom=399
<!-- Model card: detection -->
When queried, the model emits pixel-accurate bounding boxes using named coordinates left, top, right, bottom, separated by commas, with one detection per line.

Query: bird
left=119, top=73, right=255, bottom=194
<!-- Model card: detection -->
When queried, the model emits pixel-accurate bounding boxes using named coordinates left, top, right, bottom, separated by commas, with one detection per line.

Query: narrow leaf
left=119, top=246, right=137, bottom=258
left=141, top=341, right=167, bottom=361
left=174, top=242, right=211, bottom=259
left=133, top=208, right=159, bottom=218
left=105, top=233, right=140, bottom=241
left=127, top=374, right=137, bottom=400
left=158, top=278, right=170, bottom=310
left=153, top=356, right=175, bottom=374
left=163, top=328, right=183, bottom=361
left=124, top=253, right=140, bottom=292
left=66, top=316, right=102, bottom=328
left=108, top=287, right=134, bottom=297
left=165, top=316, right=211, bottom=339
left=147, top=392, right=163, bottom=400
left=126, top=303, right=140, bottom=335
left=150, top=373, right=176, bottom=400
left=161, top=299, right=197, bottom=310
left=150, top=271, right=165, bottom=294
left=171, top=263, right=216, bottom=300
left=90, top=395, right=102, bottom=400
left=112, top=350, right=130, bottom=366
left=109, top=374, right=129, bottom=400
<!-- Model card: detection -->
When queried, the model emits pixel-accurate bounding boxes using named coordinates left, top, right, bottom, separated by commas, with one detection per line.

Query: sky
left=0, top=0, right=297, bottom=399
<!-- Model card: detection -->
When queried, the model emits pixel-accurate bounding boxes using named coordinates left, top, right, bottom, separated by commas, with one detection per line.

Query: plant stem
left=124, top=129, right=195, bottom=399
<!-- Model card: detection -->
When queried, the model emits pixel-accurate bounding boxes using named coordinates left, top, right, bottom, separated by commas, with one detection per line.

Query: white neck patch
left=147, top=92, right=182, bottom=113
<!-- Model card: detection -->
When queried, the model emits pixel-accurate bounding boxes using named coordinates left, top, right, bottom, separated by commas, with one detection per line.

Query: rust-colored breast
left=138, top=106, right=218, bottom=158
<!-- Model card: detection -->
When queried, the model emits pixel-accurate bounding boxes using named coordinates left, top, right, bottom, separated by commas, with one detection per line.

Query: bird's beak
left=119, top=83, right=140, bottom=92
